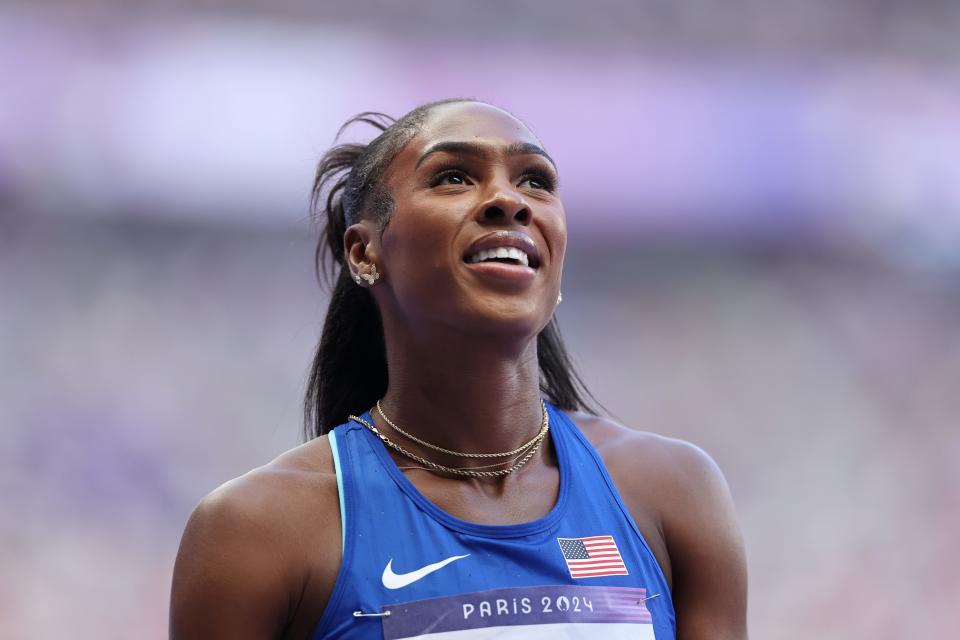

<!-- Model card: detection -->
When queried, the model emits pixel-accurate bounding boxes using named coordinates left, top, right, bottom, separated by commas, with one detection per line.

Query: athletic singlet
left=311, top=403, right=676, bottom=639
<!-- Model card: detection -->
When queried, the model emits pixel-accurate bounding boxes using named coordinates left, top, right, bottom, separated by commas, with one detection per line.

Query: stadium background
left=2, top=2, right=958, bottom=637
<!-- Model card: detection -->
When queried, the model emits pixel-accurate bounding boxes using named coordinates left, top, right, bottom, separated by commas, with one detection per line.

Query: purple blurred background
left=2, top=2, right=959, bottom=638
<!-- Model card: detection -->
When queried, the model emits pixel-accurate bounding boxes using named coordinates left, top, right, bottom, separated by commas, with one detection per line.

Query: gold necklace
left=347, top=403, right=549, bottom=478
left=348, top=416, right=546, bottom=478
left=395, top=448, right=534, bottom=473
left=376, top=399, right=548, bottom=459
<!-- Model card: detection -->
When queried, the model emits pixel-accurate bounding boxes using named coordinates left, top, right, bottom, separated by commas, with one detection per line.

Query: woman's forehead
left=411, top=102, right=543, bottom=155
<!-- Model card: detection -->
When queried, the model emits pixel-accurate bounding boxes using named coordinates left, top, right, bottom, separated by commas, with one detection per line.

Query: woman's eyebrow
left=416, top=141, right=556, bottom=169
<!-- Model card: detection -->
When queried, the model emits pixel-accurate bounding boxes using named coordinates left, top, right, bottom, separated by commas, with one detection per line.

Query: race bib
left=381, top=585, right=658, bottom=639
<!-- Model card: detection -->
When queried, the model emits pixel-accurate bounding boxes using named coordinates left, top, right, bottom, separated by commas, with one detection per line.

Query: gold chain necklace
left=395, top=447, right=534, bottom=473
left=348, top=415, right=547, bottom=478
left=376, top=399, right=548, bottom=459
left=347, top=402, right=549, bottom=478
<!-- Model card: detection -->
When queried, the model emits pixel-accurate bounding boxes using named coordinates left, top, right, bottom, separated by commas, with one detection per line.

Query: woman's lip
left=464, top=260, right=537, bottom=284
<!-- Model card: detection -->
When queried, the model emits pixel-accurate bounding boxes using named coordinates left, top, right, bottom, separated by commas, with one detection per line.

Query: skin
left=170, top=102, right=748, bottom=639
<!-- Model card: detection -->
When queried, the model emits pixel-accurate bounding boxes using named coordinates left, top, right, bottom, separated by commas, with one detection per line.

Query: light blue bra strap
left=327, top=430, right=347, bottom=548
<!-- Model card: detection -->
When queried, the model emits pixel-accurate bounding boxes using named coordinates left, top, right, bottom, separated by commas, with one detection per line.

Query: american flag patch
left=557, top=535, right=629, bottom=579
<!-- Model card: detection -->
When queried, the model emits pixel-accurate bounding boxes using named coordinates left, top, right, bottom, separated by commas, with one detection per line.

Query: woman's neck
left=379, top=329, right=545, bottom=459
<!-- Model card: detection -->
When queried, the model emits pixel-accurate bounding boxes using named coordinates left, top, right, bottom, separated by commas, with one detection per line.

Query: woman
left=171, top=99, right=748, bottom=639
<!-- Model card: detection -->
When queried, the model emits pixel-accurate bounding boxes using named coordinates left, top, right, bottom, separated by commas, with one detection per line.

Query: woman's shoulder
left=170, top=436, right=342, bottom=639
left=565, top=411, right=735, bottom=529
left=190, top=435, right=340, bottom=540
left=565, top=410, right=725, bottom=487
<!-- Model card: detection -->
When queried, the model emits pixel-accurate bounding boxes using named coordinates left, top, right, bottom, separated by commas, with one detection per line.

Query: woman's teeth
left=467, top=247, right=530, bottom=267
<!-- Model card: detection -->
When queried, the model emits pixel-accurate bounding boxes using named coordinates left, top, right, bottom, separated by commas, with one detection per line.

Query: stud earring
left=557, top=291, right=563, bottom=304
left=359, top=265, right=380, bottom=285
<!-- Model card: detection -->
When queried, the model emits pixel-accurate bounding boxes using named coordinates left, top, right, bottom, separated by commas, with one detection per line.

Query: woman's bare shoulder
left=566, top=410, right=735, bottom=533
left=566, top=411, right=722, bottom=484
left=192, top=435, right=340, bottom=538
left=170, top=436, right=342, bottom=639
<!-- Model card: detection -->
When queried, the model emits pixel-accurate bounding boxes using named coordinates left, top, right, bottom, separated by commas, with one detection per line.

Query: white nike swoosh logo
left=381, top=554, right=470, bottom=590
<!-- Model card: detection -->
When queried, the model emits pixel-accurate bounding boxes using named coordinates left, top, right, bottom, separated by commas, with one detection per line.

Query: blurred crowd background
left=2, top=1, right=959, bottom=638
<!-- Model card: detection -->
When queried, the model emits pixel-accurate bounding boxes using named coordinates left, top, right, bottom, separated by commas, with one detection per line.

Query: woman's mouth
left=462, top=230, right=542, bottom=270
left=466, top=246, right=531, bottom=267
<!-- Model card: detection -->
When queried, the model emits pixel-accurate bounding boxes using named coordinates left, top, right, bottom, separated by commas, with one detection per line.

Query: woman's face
left=364, top=102, right=566, bottom=342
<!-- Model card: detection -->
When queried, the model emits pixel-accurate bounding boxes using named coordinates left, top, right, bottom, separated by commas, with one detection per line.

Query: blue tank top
left=312, top=403, right=676, bottom=639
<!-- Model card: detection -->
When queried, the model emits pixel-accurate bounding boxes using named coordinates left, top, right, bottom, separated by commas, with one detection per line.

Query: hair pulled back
left=304, top=99, right=598, bottom=439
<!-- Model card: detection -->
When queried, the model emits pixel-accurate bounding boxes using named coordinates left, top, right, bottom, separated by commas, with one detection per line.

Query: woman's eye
left=432, top=171, right=469, bottom=187
left=521, top=173, right=555, bottom=191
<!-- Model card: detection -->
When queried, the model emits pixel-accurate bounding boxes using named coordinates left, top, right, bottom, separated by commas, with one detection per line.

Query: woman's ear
left=344, top=222, right=382, bottom=286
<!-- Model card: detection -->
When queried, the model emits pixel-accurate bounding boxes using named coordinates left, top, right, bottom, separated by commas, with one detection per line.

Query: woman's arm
left=661, top=441, right=748, bottom=640
left=170, top=444, right=342, bottom=640
left=170, top=478, right=299, bottom=639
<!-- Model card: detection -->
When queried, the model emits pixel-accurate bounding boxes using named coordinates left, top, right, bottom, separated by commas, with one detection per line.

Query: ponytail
left=303, top=113, right=395, bottom=439
left=303, top=269, right=387, bottom=439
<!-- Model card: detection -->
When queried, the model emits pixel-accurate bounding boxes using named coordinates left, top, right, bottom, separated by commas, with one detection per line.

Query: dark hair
left=304, top=99, right=599, bottom=439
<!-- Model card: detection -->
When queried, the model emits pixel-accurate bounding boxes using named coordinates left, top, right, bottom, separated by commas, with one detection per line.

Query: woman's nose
left=479, top=188, right=531, bottom=225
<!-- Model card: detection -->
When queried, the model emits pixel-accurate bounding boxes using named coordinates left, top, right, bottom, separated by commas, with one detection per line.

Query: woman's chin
left=456, top=299, right=551, bottom=339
